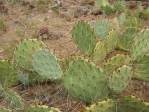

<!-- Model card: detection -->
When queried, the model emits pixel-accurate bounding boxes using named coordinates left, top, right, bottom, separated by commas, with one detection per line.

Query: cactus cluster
left=14, top=39, right=63, bottom=84
left=0, top=38, right=63, bottom=110
left=14, top=39, right=46, bottom=71
left=0, top=1, right=149, bottom=111
left=103, top=54, right=131, bottom=74
left=95, top=0, right=126, bottom=15
left=61, top=15, right=149, bottom=103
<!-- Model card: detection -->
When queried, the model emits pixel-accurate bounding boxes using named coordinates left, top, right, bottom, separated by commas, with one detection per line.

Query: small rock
left=59, top=11, right=72, bottom=21
left=37, top=27, right=63, bottom=40
left=73, top=6, right=90, bottom=18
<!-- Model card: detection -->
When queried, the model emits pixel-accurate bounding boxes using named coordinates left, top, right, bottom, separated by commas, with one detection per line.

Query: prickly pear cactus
left=84, top=96, right=149, bottom=112
left=26, top=105, right=61, bottom=112
left=104, top=30, right=119, bottom=53
left=14, top=39, right=46, bottom=71
left=63, top=58, right=109, bottom=103
left=124, top=16, right=141, bottom=32
left=118, top=29, right=137, bottom=51
left=71, top=21, right=96, bottom=55
left=95, top=0, right=114, bottom=16
left=32, top=49, right=63, bottom=80
left=1, top=88, right=24, bottom=110
left=113, top=0, right=126, bottom=13
left=104, top=54, right=131, bottom=74
left=84, top=99, right=115, bottom=112
left=117, top=13, right=126, bottom=26
left=131, top=29, right=149, bottom=60
left=117, top=15, right=142, bottom=51
left=93, top=41, right=107, bottom=62
left=117, top=96, right=149, bottom=112
left=0, top=60, right=17, bottom=88
left=108, top=65, right=132, bottom=93
left=133, top=55, right=149, bottom=81
left=94, top=19, right=112, bottom=39
left=93, top=31, right=119, bottom=63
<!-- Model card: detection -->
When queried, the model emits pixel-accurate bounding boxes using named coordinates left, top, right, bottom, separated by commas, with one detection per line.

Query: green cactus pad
left=93, top=30, right=119, bottom=63
left=1, top=89, right=24, bottom=110
left=113, top=0, right=126, bottom=13
left=118, top=29, right=137, bottom=51
left=71, top=21, right=96, bottom=55
left=14, top=39, right=46, bottom=71
left=102, top=5, right=115, bottom=16
left=25, top=105, right=61, bottom=112
left=117, top=13, right=126, bottom=26
left=124, top=16, right=141, bottom=32
left=84, top=99, right=115, bottom=112
left=133, top=55, right=149, bottom=81
left=93, top=41, right=107, bottom=62
left=32, top=49, right=63, bottom=80
left=0, top=60, right=17, bottom=88
left=94, top=19, right=112, bottom=39
left=117, top=96, right=149, bottom=112
left=104, top=54, right=131, bottom=74
left=104, top=30, right=119, bottom=53
left=131, top=29, right=149, bottom=60
left=63, top=59, right=109, bottom=103
left=108, top=65, right=132, bottom=93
